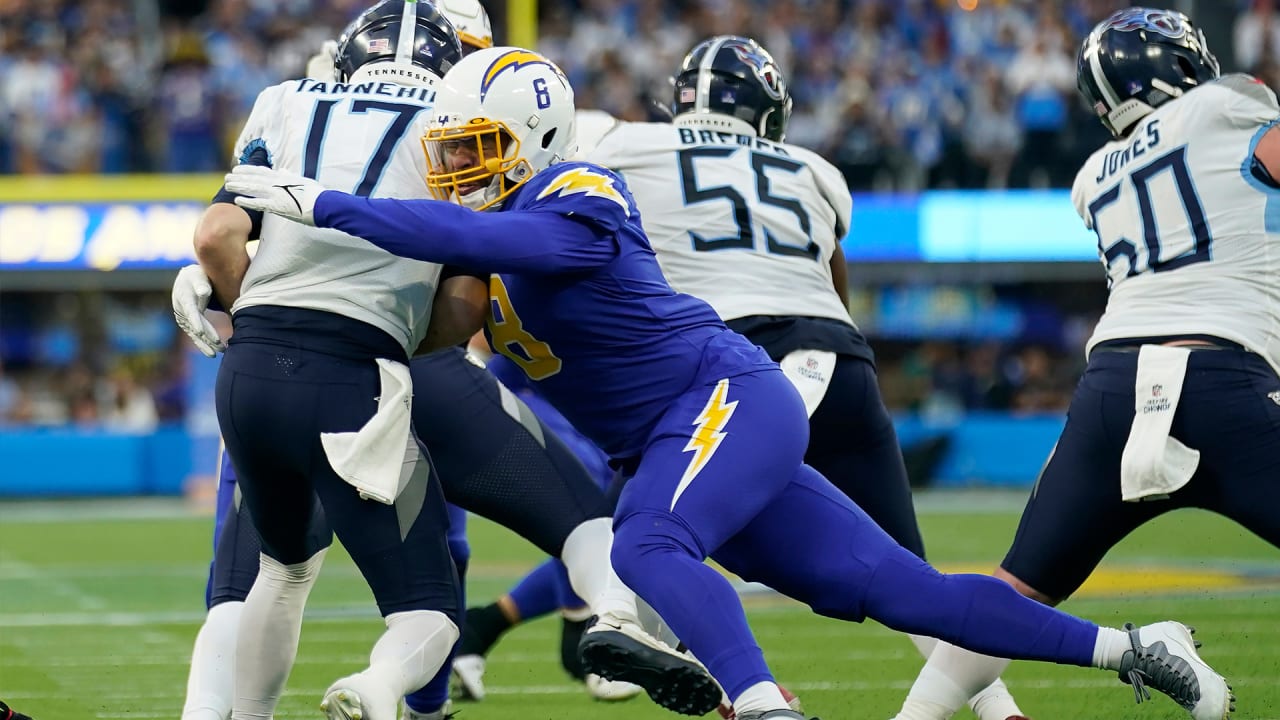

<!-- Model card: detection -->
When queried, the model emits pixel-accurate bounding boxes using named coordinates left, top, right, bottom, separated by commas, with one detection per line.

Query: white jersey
left=1073, top=74, right=1280, bottom=374
left=585, top=117, right=854, bottom=325
left=230, top=78, right=443, bottom=354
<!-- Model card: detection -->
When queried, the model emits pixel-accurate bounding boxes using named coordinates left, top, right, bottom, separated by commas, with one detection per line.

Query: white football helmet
left=422, top=47, right=577, bottom=210
left=438, top=0, right=493, bottom=53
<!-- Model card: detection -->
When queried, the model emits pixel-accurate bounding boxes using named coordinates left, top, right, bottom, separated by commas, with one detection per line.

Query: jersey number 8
left=486, top=276, right=562, bottom=380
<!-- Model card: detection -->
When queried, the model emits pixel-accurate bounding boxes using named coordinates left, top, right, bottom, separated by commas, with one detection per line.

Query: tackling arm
left=193, top=203, right=254, bottom=309
left=415, top=275, right=490, bottom=355
left=314, top=192, right=617, bottom=273
left=1253, top=125, right=1280, bottom=189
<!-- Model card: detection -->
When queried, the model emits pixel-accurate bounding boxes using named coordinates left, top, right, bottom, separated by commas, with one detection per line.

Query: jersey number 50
left=1088, top=145, right=1213, bottom=280
left=677, top=147, right=818, bottom=260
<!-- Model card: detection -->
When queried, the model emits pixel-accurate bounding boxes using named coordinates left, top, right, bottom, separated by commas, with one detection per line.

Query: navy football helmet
left=672, top=36, right=792, bottom=141
left=1077, top=7, right=1219, bottom=138
left=335, top=0, right=463, bottom=87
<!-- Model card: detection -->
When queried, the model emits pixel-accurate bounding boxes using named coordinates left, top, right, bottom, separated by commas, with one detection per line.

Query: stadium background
left=3, top=2, right=1280, bottom=719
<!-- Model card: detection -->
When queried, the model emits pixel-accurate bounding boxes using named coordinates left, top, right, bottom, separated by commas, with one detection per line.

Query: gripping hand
left=225, top=165, right=325, bottom=226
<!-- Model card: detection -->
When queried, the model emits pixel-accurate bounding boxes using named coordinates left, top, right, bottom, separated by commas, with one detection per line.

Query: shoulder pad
left=525, top=162, right=631, bottom=233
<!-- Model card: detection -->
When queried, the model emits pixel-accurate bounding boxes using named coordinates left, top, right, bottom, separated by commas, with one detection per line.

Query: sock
left=591, top=566, right=641, bottom=626
left=1092, top=626, right=1131, bottom=670
left=231, top=550, right=326, bottom=720
left=898, top=641, right=1015, bottom=720
left=456, top=603, right=512, bottom=657
left=863, top=556, right=1097, bottom=668
left=612, top=512, right=772, bottom=701
left=560, top=615, right=589, bottom=680
left=368, top=610, right=460, bottom=697
left=561, top=604, right=592, bottom=622
left=182, top=601, right=244, bottom=720
left=907, top=635, right=1021, bottom=720
left=733, top=681, right=788, bottom=715
left=508, top=559, right=567, bottom=621
left=559, top=517, right=616, bottom=611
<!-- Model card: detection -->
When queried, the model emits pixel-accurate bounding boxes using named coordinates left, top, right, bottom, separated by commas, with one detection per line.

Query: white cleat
left=586, top=673, right=644, bottom=701
left=451, top=654, right=486, bottom=701
left=319, top=672, right=398, bottom=720
left=1118, top=621, right=1234, bottom=720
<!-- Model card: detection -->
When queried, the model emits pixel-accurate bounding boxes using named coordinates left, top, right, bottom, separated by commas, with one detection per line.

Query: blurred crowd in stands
left=0, top=0, right=1262, bottom=429
left=0, top=285, right=1094, bottom=429
left=0, top=0, right=1263, bottom=187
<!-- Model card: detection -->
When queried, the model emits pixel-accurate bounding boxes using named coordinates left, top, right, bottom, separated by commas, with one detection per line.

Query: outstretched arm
left=224, top=165, right=617, bottom=274
left=315, top=192, right=616, bottom=273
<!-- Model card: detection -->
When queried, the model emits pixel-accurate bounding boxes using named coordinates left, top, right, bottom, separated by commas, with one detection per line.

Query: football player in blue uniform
left=226, top=46, right=1233, bottom=720
left=451, top=351, right=643, bottom=703
left=175, top=5, right=675, bottom=717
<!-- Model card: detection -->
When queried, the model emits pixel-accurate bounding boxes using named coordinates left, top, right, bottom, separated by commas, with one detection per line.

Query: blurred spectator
left=0, top=0, right=1237, bottom=185
left=104, top=366, right=159, bottom=432
left=1235, top=0, right=1280, bottom=72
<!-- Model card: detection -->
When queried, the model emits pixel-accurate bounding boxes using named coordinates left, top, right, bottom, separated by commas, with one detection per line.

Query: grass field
left=2, top=491, right=1278, bottom=720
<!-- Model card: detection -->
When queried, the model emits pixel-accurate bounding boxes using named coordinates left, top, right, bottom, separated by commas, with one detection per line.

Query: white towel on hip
left=1119, top=345, right=1200, bottom=502
left=320, top=358, right=417, bottom=505
left=778, top=349, right=837, bottom=418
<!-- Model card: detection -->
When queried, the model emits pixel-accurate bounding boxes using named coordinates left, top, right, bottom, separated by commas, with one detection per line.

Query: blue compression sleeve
left=313, top=192, right=617, bottom=273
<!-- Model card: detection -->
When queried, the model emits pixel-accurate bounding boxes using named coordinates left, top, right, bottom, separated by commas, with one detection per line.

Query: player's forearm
left=193, top=203, right=253, bottom=308
left=414, top=276, right=489, bottom=355
left=314, top=192, right=611, bottom=273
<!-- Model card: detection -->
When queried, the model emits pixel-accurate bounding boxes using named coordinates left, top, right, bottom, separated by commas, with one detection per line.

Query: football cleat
left=320, top=672, right=398, bottom=720
left=586, top=673, right=645, bottom=701
left=1117, top=621, right=1234, bottom=720
left=718, top=684, right=803, bottom=719
left=451, top=654, right=486, bottom=701
left=735, top=710, right=812, bottom=720
left=0, top=700, right=34, bottom=720
left=578, top=613, right=722, bottom=716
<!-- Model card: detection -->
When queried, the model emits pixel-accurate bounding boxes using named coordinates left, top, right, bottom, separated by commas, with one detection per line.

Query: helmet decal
left=727, top=40, right=784, bottom=101
left=480, top=49, right=561, bottom=101
left=1102, top=7, right=1187, bottom=38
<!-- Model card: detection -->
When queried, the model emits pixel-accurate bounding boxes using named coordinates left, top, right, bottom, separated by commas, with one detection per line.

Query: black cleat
left=0, top=700, right=34, bottom=720
left=579, top=615, right=722, bottom=716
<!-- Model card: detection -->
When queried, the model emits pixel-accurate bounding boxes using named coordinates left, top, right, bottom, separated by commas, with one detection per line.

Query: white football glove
left=172, top=264, right=227, bottom=358
left=225, top=165, right=325, bottom=226
left=305, top=39, right=339, bottom=81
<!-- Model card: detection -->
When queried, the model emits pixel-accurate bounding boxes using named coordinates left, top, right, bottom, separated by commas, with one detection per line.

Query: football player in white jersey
left=189, top=4, right=469, bottom=719
left=890, top=8, right=1270, bottom=720
left=576, top=36, right=1030, bottom=720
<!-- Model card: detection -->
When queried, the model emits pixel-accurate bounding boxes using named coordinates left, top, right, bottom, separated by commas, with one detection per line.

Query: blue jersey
left=314, top=161, right=777, bottom=458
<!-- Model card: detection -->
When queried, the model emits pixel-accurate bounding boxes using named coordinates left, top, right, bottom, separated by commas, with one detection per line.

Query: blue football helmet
left=1077, top=7, right=1219, bottom=138
left=335, top=0, right=463, bottom=87
left=672, top=36, right=792, bottom=141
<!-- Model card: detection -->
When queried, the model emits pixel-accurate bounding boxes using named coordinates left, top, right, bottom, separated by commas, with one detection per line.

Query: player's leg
left=184, top=451, right=251, bottom=720
left=586, top=369, right=810, bottom=717
left=220, top=334, right=459, bottom=720
left=409, top=349, right=618, bottom=606
left=1182, top=350, right=1280, bottom=550
left=402, top=503, right=471, bottom=719
left=215, top=344, right=337, bottom=720
left=711, top=459, right=1229, bottom=720
left=892, top=353, right=1186, bottom=720
left=796, top=356, right=1024, bottom=720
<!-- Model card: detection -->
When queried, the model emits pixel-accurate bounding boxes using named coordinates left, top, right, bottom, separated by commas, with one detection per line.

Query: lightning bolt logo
left=536, top=167, right=629, bottom=211
left=480, top=49, right=556, bottom=100
left=671, top=379, right=738, bottom=509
